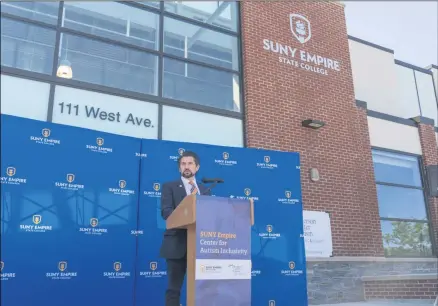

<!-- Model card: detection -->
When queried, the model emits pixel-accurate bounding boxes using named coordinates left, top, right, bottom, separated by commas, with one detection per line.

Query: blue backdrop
left=0, top=114, right=307, bottom=306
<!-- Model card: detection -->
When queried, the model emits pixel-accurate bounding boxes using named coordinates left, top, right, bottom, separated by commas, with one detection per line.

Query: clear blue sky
left=344, top=1, right=437, bottom=68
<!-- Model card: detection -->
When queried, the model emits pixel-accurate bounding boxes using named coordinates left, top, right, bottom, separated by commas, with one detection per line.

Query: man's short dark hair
left=177, top=150, right=200, bottom=166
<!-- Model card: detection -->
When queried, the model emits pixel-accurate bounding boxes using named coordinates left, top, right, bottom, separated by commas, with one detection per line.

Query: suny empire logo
left=259, top=224, right=281, bottom=240
left=86, top=137, right=113, bottom=154
left=30, top=128, right=61, bottom=146
left=256, top=156, right=278, bottom=170
left=144, top=182, right=161, bottom=198
left=79, top=217, right=108, bottom=235
left=269, top=300, right=276, bottom=306
left=230, top=188, right=259, bottom=201
left=281, top=260, right=303, bottom=277
left=170, top=148, right=185, bottom=161
left=0, top=261, right=16, bottom=281
left=139, top=261, right=166, bottom=278
left=46, top=261, right=78, bottom=280
left=104, top=261, right=130, bottom=279
left=290, top=14, right=311, bottom=44
left=20, top=214, right=52, bottom=233
left=109, top=179, right=135, bottom=196
left=278, top=190, right=299, bottom=204
left=55, top=173, right=85, bottom=191
left=214, top=152, right=237, bottom=166
left=1, top=167, right=27, bottom=185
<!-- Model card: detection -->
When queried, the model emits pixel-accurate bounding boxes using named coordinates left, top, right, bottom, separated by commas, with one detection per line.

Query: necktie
left=189, top=181, right=198, bottom=195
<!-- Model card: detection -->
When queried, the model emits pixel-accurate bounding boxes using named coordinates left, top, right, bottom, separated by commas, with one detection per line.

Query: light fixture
left=56, top=60, right=73, bottom=79
left=302, top=119, right=325, bottom=129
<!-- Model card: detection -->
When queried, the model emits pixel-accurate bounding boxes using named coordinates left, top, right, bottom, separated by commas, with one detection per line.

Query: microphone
left=201, top=177, right=224, bottom=195
left=201, top=178, right=224, bottom=184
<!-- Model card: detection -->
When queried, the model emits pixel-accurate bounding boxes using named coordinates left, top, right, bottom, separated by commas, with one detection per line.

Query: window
left=59, top=33, right=158, bottom=95
left=62, top=2, right=159, bottom=50
left=163, top=57, right=240, bottom=111
left=372, top=149, right=433, bottom=257
left=1, top=18, right=56, bottom=75
left=164, top=1, right=239, bottom=32
left=1, top=1, right=59, bottom=25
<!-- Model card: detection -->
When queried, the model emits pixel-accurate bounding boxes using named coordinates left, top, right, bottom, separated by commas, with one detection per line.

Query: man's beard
left=182, top=169, right=194, bottom=178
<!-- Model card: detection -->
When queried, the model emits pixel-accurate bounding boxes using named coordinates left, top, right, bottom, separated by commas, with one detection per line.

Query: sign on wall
left=302, top=210, right=333, bottom=257
left=52, top=86, right=158, bottom=139
left=262, top=13, right=342, bottom=76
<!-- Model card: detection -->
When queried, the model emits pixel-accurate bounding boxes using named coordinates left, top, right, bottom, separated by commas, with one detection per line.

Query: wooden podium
left=166, top=194, right=254, bottom=306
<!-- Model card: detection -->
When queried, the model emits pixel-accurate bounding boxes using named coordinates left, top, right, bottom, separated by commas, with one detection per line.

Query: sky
left=344, top=1, right=438, bottom=68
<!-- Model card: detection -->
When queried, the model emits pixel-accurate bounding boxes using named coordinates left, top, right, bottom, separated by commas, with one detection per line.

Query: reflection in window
left=372, top=150, right=422, bottom=187
left=381, top=220, right=432, bottom=257
left=0, top=1, right=59, bottom=25
left=164, top=1, right=238, bottom=32
left=58, top=33, right=158, bottom=95
left=62, top=2, right=159, bottom=50
left=164, top=17, right=238, bottom=70
left=163, top=57, right=240, bottom=111
left=376, top=185, right=427, bottom=220
left=372, top=149, right=432, bottom=257
left=1, top=18, right=56, bottom=75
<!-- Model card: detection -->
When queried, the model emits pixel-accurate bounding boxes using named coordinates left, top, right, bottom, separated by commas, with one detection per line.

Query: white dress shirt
left=181, top=176, right=200, bottom=195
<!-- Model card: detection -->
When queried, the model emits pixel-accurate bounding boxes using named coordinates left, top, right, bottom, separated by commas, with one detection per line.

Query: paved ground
left=319, top=300, right=436, bottom=306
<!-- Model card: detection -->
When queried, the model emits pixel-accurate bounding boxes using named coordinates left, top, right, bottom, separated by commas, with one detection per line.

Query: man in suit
left=160, top=150, right=210, bottom=306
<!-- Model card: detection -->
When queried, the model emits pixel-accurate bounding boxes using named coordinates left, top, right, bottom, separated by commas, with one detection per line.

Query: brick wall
left=241, top=2, right=384, bottom=256
left=417, top=122, right=438, bottom=254
left=364, top=279, right=438, bottom=300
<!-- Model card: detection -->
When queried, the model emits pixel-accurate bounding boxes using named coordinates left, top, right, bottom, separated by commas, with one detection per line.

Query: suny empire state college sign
left=263, top=13, right=342, bottom=76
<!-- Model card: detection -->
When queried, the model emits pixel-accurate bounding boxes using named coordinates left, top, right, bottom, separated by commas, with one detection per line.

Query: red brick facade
left=417, top=122, right=438, bottom=253
left=241, top=1, right=384, bottom=256
left=364, top=279, right=438, bottom=300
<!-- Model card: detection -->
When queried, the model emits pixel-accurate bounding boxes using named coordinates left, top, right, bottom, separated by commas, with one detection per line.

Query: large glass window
left=164, top=1, right=238, bottom=32
left=62, top=2, right=159, bottom=50
left=1, top=1, right=242, bottom=114
left=59, top=33, right=158, bottom=95
left=163, top=57, right=240, bottom=111
left=0, top=1, right=59, bottom=25
left=372, top=149, right=433, bottom=257
left=1, top=17, right=56, bottom=75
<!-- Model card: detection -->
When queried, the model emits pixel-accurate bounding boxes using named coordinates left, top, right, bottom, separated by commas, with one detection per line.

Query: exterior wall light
left=56, top=60, right=73, bottom=79
left=302, top=119, right=325, bottom=129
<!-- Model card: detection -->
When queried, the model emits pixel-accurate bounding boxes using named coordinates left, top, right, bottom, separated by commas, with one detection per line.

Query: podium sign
left=193, top=196, right=251, bottom=305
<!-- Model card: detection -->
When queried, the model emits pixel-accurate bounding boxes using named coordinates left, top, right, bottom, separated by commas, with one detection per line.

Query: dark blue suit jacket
left=159, top=179, right=211, bottom=259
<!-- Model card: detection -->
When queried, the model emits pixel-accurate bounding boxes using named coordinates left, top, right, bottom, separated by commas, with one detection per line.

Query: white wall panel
left=52, top=86, right=158, bottom=139
left=394, top=65, right=421, bottom=118
left=348, top=40, right=398, bottom=114
left=162, top=106, right=243, bottom=147
left=415, top=71, right=438, bottom=126
left=368, top=117, right=422, bottom=155
left=0, top=75, right=50, bottom=121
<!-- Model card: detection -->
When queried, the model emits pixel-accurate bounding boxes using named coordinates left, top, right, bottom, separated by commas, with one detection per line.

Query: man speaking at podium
left=160, top=150, right=211, bottom=306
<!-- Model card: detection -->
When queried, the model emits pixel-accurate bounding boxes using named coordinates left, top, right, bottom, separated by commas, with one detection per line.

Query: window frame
left=0, top=1, right=244, bottom=144
left=372, top=146, right=436, bottom=258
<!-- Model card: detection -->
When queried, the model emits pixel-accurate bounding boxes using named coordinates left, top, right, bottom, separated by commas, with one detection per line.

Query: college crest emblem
left=58, top=261, right=67, bottom=272
left=264, top=156, right=270, bottom=163
left=0, top=261, right=4, bottom=271
left=119, top=180, right=126, bottom=189
left=289, top=261, right=295, bottom=270
left=244, top=188, right=251, bottom=196
left=67, top=174, right=75, bottom=183
left=285, top=191, right=291, bottom=198
left=153, top=183, right=160, bottom=191
left=33, top=215, right=42, bottom=225
left=223, top=152, right=229, bottom=160
left=150, top=262, right=157, bottom=271
left=90, top=218, right=98, bottom=227
left=96, top=138, right=104, bottom=146
left=114, top=262, right=121, bottom=272
left=42, top=128, right=51, bottom=138
left=6, top=167, right=16, bottom=177
left=289, top=13, right=311, bottom=44
left=178, top=148, right=185, bottom=156
left=266, top=225, right=273, bottom=233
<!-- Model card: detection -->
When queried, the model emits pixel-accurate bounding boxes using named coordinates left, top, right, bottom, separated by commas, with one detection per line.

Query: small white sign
left=195, top=259, right=251, bottom=280
left=303, top=210, right=333, bottom=258
left=52, top=86, right=158, bottom=139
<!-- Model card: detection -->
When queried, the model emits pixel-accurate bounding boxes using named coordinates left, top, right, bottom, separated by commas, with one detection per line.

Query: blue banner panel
left=195, top=196, right=251, bottom=306
left=1, top=114, right=308, bottom=306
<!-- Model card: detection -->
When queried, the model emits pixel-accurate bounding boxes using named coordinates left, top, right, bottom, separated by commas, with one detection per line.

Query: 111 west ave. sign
left=263, top=13, right=341, bottom=76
